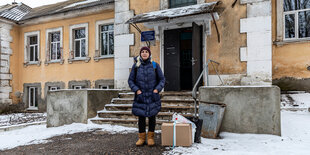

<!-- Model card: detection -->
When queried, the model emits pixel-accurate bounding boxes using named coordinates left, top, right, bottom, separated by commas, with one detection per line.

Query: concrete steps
left=91, top=91, right=198, bottom=128
left=97, top=111, right=195, bottom=120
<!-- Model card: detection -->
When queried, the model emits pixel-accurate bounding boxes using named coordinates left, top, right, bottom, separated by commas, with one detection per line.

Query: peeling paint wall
left=272, top=0, right=310, bottom=91
left=205, top=0, right=247, bottom=85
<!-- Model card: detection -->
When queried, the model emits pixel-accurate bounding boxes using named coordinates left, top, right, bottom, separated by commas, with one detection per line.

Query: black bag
left=186, top=116, right=203, bottom=143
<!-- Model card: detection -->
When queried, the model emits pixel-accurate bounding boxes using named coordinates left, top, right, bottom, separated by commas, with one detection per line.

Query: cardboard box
left=161, top=123, right=192, bottom=147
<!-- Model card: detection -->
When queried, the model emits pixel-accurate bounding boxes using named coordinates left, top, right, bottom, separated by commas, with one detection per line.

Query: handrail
left=192, top=59, right=222, bottom=117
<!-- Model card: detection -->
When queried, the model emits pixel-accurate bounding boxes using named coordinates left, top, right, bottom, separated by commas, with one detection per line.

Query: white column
left=0, top=23, right=13, bottom=104
left=240, top=0, right=272, bottom=85
left=114, top=0, right=135, bottom=89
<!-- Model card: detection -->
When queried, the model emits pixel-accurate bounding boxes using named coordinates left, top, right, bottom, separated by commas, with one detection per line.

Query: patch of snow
left=164, top=111, right=310, bottom=155
left=63, top=0, right=100, bottom=9
left=0, top=121, right=137, bottom=151
left=281, top=93, right=310, bottom=111
left=0, top=113, right=46, bottom=127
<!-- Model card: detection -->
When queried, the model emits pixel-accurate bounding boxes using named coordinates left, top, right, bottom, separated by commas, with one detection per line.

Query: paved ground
left=0, top=129, right=169, bottom=155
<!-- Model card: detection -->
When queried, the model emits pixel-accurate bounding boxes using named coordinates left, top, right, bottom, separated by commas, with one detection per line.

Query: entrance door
left=164, top=29, right=181, bottom=91
left=192, top=22, right=203, bottom=87
left=164, top=24, right=202, bottom=91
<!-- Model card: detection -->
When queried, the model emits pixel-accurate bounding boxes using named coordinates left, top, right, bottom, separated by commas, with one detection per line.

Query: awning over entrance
left=126, top=1, right=220, bottom=24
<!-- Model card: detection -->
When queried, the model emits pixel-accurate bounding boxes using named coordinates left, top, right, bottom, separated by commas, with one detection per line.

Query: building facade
left=0, top=0, right=309, bottom=111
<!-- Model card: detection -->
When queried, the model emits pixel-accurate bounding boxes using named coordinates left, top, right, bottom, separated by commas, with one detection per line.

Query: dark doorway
left=164, top=23, right=203, bottom=91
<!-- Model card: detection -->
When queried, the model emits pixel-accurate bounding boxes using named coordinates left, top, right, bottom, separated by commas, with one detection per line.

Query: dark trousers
left=138, top=115, right=156, bottom=133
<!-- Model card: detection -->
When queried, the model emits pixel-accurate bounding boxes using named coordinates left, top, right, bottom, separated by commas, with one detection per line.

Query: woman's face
left=141, top=50, right=150, bottom=60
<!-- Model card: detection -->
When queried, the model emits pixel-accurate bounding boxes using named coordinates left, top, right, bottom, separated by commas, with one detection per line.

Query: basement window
left=283, top=0, right=310, bottom=40
left=49, top=86, right=60, bottom=91
left=99, top=85, right=114, bottom=89
left=24, top=31, right=40, bottom=66
left=169, top=0, right=197, bottom=8
left=73, top=85, right=83, bottom=89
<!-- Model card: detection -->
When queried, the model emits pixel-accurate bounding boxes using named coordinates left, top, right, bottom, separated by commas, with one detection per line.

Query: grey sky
left=0, top=0, right=68, bottom=8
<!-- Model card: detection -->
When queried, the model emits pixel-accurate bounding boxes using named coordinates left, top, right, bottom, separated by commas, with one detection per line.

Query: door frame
left=159, top=22, right=209, bottom=90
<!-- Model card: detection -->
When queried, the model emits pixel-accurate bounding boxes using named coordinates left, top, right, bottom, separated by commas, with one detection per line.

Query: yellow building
left=0, top=0, right=309, bottom=111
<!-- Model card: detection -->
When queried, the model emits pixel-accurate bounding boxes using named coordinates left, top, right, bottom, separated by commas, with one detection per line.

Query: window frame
left=69, top=23, right=90, bottom=63
left=94, top=19, right=115, bottom=61
left=73, top=28, right=86, bottom=58
left=277, top=0, right=310, bottom=43
left=24, top=31, right=40, bottom=66
left=283, top=7, right=310, bottom=40
left=29, top=36, right=39, bottom=63
left=45, top=27, right=63, bottom=64
left=99, top=24, right=114, bottom=56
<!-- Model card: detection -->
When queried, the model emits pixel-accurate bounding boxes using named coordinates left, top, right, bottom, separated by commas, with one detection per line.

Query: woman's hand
left=153, top=89, right=158, bottom=93
left=137, top=90, right=142, bottom=95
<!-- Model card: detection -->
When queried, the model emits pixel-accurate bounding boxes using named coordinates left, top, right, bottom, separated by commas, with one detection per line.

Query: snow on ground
left=281, top=93, right=310, bottom=110
left=0, top=121, right=137, bottom=151
left=164, top=111, right=310, bottom=155
left=0, top=113, right=46, bottom=127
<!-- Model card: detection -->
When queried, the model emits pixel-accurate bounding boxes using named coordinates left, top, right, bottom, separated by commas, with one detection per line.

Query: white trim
left=95, top=19, right=114, bottom=51
left=69, top=23, right=89, bottom=58
left=45, top=27, right=63, bottom=61
left=24, top=31, right=40, bottom=63
left=276, top=0, right=283, bottom=41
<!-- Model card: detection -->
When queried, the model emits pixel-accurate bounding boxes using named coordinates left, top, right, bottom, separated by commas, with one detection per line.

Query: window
left=100, top=24, right=114, bottom=56
left=24, top=31, right=40, bottom=65
left=29, top=36, right=39, bottom=62
left=46, top=27, right=63, bottom=64
left=169, top=0, right=197, bottom=8
left=50, top=32, right=61, bottom=60
left=74, top=28, right=86, bottom=58
left=94, top=19, right=114, bottom=61
left=99, top=85, right=114, bottom=89
left=28, top=87, right=38, bottom=108
left=284, top=0, right=310, bottom=40
left=73, top=86, right=83, bottom=89
left=69, top=23, right=89, bottom=63
left=49, top=86, right=60, bottom=91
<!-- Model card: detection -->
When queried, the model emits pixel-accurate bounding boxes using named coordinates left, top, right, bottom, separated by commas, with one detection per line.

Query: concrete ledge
left=47, top=89, right=125, bottom=127
left=0, top=121, right=46, bottom=132
left=199, top=86, right=281, bottom=136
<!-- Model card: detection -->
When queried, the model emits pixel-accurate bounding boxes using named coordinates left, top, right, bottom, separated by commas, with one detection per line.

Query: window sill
left=45, top=59, right=65, bottom=65
left=27, top=107, right=38, bottom=111
left=274, top=39, right=310, bottom=46
left=23, top=61, right=41, bottom=67
left=68, top=57, right=91, bottom=64
left=94, top=55, right=114, bottom=62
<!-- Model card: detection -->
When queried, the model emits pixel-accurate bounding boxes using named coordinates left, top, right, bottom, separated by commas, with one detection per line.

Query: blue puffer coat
left=128, top=57, right=165, bottom=117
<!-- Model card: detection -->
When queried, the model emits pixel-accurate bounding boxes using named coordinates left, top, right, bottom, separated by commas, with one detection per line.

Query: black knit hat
left=140, top=46, right=151, bottom=57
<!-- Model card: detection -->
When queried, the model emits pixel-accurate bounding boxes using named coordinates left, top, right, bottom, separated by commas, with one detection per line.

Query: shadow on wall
left=273, top=77, right=310, bottom=92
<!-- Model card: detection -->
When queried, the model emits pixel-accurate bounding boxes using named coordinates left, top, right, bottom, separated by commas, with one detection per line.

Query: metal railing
left=192, top=59, right=223, bottom=117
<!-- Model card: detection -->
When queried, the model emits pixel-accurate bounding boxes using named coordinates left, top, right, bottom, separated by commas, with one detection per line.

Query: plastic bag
left=172, top=113, right=196, bottom=143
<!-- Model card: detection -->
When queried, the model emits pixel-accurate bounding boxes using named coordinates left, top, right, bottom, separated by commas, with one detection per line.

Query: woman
left=128, top=46, right=165, bottom=146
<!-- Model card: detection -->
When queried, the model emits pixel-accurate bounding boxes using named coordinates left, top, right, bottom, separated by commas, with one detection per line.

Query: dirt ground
left=0, top=129, right=170, bottom=155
